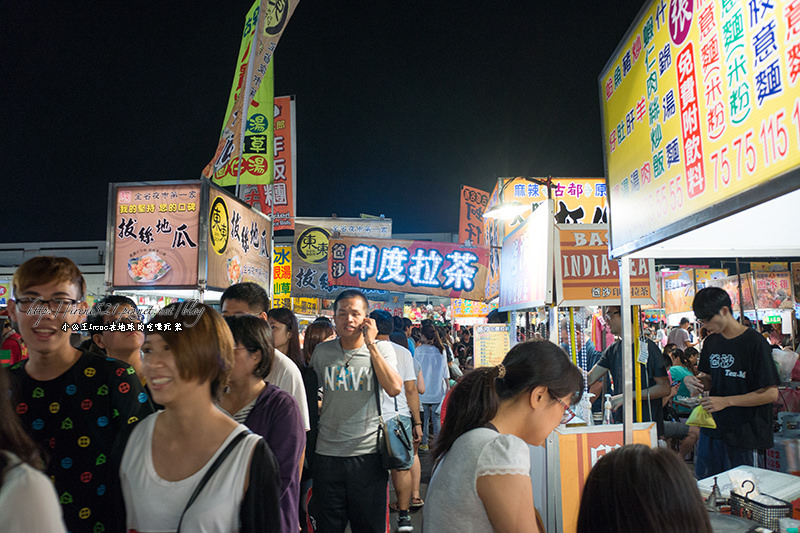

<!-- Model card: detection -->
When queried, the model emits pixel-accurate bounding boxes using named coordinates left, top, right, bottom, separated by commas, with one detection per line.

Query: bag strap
left=176, top=430, right=249, bottom=532
left=369, top=344, right=399, bottom=415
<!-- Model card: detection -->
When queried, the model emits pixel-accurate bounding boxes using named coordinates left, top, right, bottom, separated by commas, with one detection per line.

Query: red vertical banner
left=677, top=43, right=705, bottom=199
left=271, top=95, right=296, bottom=229
left=458, top=185, right=489, bottom=245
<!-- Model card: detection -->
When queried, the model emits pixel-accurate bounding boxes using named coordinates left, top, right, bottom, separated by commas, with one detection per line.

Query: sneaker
left=419, top=444, right=429, bottom=451
left=397, top=513, right=413, bottom=532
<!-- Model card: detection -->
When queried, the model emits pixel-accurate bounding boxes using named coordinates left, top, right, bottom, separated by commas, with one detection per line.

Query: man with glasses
left=685, top=287, right=779, bottom=479
left=586, top=306, right=670, bottom=436
left=7, top=256, right=154, bottom=533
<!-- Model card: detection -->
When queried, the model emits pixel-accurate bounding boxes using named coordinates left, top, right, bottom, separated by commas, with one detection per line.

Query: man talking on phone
left=308, top=289, right=402, bottom=533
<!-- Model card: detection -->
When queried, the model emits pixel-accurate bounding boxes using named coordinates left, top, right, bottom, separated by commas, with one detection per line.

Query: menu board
left=474, top=324, right=511, bottom=368
left=600, top=0, right=800, bottom=256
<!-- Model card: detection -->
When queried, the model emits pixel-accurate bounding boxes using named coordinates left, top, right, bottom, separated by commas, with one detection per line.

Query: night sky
left=3, top=1, right=649, bottom=243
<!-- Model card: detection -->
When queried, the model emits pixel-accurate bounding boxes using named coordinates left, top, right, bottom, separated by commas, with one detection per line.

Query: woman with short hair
left=120, top=303, right=281, bottom=533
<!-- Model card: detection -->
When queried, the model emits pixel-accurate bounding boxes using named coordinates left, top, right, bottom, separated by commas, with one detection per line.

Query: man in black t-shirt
left=587, top=306, right=669, bottom=436
left=686, top=287, right=779, bottom=479
left=8, top=257, right=154, bottom=533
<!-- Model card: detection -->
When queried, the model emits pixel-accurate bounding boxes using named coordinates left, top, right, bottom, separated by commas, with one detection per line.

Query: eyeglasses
left=14, top=297, right=81, bottom=312
left=695, top=315, right=714, bottom=325
left=550, top=391, right=577, bottom=424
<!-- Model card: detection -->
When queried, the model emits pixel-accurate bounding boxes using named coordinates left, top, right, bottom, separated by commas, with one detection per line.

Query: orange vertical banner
left=458, top=185, right=489, bottom=245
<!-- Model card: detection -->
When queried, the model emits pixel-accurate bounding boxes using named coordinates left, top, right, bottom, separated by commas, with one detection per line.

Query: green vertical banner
left=211, top=0, right=275, bottom=186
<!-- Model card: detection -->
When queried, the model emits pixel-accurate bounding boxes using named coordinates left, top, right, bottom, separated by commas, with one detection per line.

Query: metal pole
left=620, top=258, right=634, bottom=444
left=735, top=258, right=746, bottom=324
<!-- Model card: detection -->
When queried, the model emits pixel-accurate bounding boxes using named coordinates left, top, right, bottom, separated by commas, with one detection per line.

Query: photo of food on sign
left=227, top=256, right=243, bottom=285
left=128, top=252, right=171, bottom=283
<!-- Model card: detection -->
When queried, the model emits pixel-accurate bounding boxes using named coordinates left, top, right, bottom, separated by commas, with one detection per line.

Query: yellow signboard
left=601, top=0, right=800, bottom=256
left=0, top=279, right=10, bottom=306
left=273, top=245, right=292, bottom=308
left=473, top=324, right=511, bottom=368
left=484, top=178, right=607, bottom=301
left=206, top=188, right=272, bottom=291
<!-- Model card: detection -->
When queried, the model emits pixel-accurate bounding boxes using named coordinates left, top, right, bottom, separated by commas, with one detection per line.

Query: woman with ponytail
left=424, top=340, right=583, bottom=532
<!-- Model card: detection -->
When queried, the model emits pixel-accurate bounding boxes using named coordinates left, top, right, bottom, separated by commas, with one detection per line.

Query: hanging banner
left=206, top=187, right=272, bottom=291
left=484, top=178, right=608, bottom=301
left=328, top=237, right=490, bottom=301
left=273, top=245, right=292, bottom=309
left=754, top=271, right=794, bottom=309
left=206, top=1, right=275, bottom=186
left=0, top=279, right=10, bottom=306
left=474, top=324, right=511, bottom=368
left=111, top=183, right=201, bottom=288
left=662, top=269, right=695, bottom=315
left=369, top=294, right=405, bottom=317
left=239, top=95, right=296, bottom=229
left=751, top=262, right=789, bottom=272
left=600, top=0, right=800, bottom=257
left=499, top=201, right=554, bottom=311
left=202, top=0, right=300, bottom=179
left=458, top=185, right=490, bottom=245
left=555, top=224, right=656, bottom=307
left=694, top=268, right=728, bottom=290
left=706, top=273, right=757, bottom=311
left=451, top=298, right=496, bottom=320
left=292, top=217, right=392, bottom=299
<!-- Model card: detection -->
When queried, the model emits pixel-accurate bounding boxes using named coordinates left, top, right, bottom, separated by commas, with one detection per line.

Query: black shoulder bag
left=372, top=350, right=413, bottom=470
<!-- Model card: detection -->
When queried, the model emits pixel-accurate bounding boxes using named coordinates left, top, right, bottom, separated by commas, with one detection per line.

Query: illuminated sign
left=499, top=201, right=554, bottom=311
left=328, top=237, right=490, bottom=301
left=292, top=218, right=392, bottom=299
left=555, top=224, right=656, bottom=306
left=600, top=0, right=800, bottom=257
left=111, top=183, right=201, bottom=288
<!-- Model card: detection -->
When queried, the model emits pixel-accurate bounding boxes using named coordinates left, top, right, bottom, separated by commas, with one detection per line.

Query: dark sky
left=3, top=1, right=648, bottom=243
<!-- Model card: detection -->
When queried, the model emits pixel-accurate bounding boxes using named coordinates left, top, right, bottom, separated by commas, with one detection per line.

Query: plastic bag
left=687, top=401, right=716, bottom=429
left=772, top=348, right=799, bottom=383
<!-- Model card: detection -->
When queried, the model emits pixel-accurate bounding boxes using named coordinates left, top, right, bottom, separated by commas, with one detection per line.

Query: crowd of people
left=0, top=255, right=789, bottom=532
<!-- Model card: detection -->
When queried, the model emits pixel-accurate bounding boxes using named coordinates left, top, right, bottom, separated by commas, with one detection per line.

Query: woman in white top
left=0, top=366, right=66, bottom=533
left=424, top=340, right=583, bottom=532
left=120, top=302, right=281, bottom=533
left=415, top=323, right=449, bottom=450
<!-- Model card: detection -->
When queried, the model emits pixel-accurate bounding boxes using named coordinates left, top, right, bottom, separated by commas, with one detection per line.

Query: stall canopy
left=626, top=187, right=800, bottom=259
